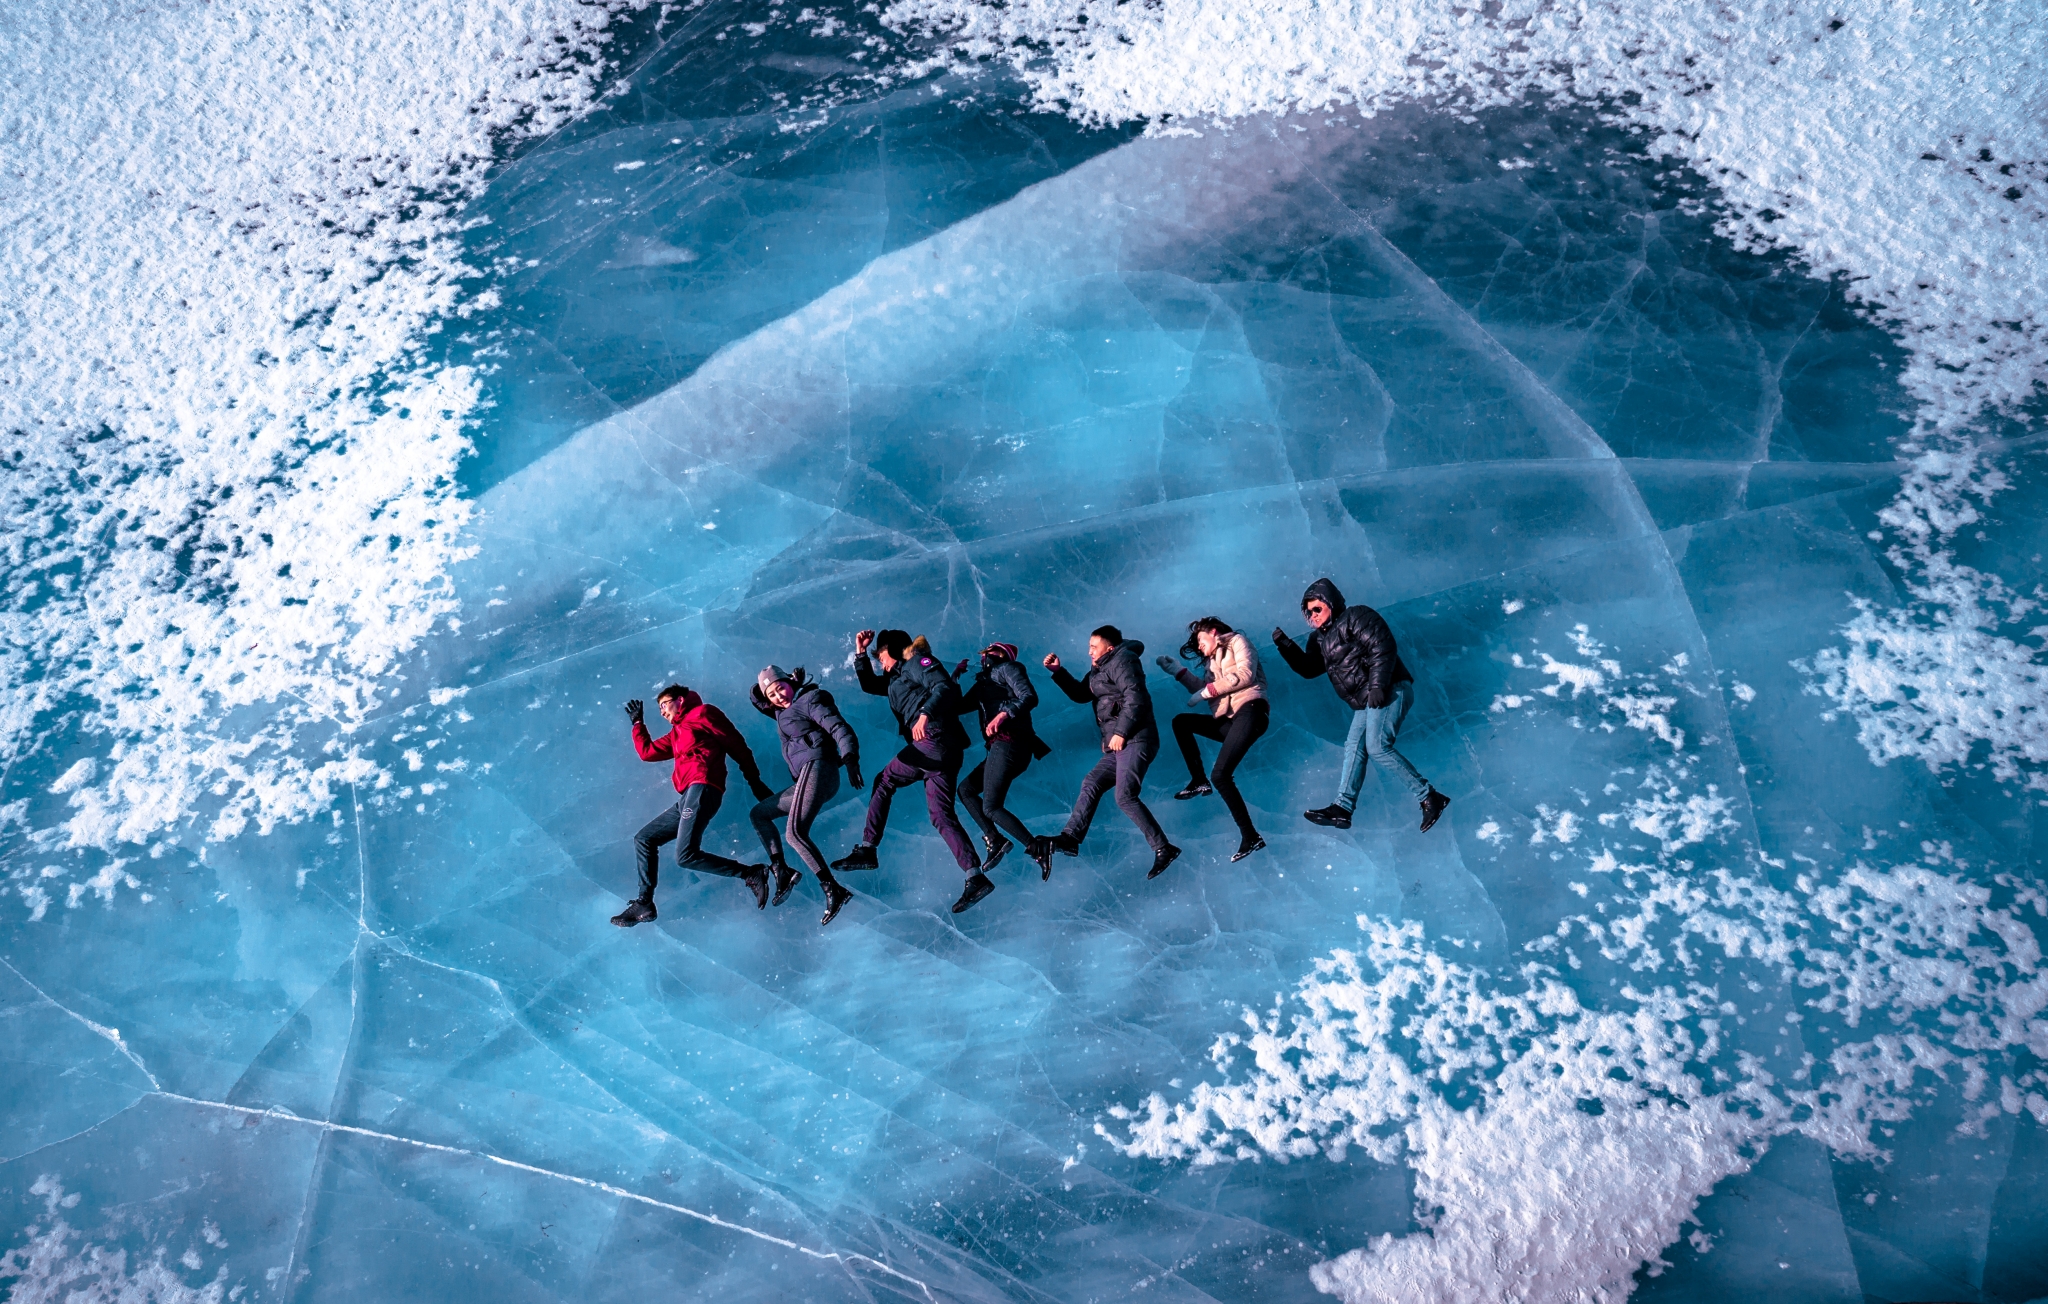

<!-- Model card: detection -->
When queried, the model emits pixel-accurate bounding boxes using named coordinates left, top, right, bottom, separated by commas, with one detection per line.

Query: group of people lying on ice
left=611, top=578, right=1452, bottom=929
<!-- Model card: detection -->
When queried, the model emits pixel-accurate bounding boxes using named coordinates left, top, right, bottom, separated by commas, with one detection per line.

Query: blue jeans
left=1336, top=680, right=1429, bottom=810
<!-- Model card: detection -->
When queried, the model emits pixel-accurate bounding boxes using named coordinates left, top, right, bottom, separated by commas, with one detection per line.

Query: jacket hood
left=1099, top=638, right=1144, bottom=663
left=981, top=642, right=1019, bottom=666
left=1302, top=577, right=1347, bottom=616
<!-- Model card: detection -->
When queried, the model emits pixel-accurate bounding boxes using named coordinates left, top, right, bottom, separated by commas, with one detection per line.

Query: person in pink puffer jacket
left=1157, top=617, right=1269, bottom=862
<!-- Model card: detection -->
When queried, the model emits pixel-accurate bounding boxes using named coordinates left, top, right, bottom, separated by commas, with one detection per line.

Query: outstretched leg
left=977, top=739, right=1036, bottom=846
left=749, top=785, right=791, bottom=866
left=1059, top=753, right=1120, bottom=848
left=1208, top=700, right=1270, bottom=842
left=1363, top=681, right=1428, bottom=798
left=782, top=761, right=840, bottom=877
left=1110, top=733, right=1169, bottom=853
left=958, top=760, right=997, bottom=842
left=920, top=752, right=982, bottom=872
left=617, top=801, right=681, bottom=924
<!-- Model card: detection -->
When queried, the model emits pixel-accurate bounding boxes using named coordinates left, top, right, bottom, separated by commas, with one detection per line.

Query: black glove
left=1366, top=689, right=1392, bottom=710
left=1154, top=654, right=1176, bottom=672
left=846, top=760, right=864, bottom=790
left=1271, top=626, right=1291, bottom=647
left=748, top=776, right=775, bottom=803
left=624, top=699, right=644, bottom=724
left=953, top=658, right=971, bottom=679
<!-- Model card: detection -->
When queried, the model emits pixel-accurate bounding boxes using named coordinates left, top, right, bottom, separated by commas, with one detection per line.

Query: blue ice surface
left=4, top=8, right=2047, bottom=1302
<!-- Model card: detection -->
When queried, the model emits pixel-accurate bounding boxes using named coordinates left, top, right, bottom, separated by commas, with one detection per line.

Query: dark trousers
left=960, top=737, right=1035, bottom=847
left=1172, top=699, right=1269, bottom=839
left=863, top=739, right=981, bottom=872
left=1060, top=729, right=1168, bottom=853
left=750, top=760, right=840, bottom=877
left=634, top=783, right=751, bottom=899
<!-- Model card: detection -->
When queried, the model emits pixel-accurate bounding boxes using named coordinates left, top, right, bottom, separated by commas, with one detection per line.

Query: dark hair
left=656, top=684, right=689, bottom=702
left=1090, top=624, right=1122, bottom=645
left=874, top=628, right=914, bottom=659
left=1179, top=616, right=1234, bottom=661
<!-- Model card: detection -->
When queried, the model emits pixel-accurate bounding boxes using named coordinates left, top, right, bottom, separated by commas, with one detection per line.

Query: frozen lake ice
left=3, top=2, right=2044, bottom=1301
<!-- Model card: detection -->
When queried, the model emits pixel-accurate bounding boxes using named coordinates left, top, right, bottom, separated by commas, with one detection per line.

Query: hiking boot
left=1173, top=779, right=1213, bottom=800
left=770, top=862, right=801, bottom=907
left=1303, top=803, right=1352, bottom=829
left=610, top=898, right=657, bottom=927
left=1230, top=834, right=1266, bottom=863
left=832, top=843, right=879, bottom=871
left=1027, top=837, right=1055, bottom=881
left=742, top=865, right=771, bottom=910
left=1147, top=844, right=1182, bottom=880
left=981, top=835, right=1013, bottom=873
left=818, top=870, right=853, bottom=926
left=1419, top=788, right=1451, bottom=833
left=951, top=872, right=996, bottom=914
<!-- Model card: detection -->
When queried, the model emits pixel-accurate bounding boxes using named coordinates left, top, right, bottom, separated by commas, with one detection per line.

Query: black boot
left=739, top=865, right=771, bottom=910
left=1174, top=779, right=1213, bottom=800
left=832, top=843, right=879, bottom=871
left=981, top=834, right=1013, bottom=872
left=1303, top=803, right=1352, bottom=829
left=1026, top=837, right=1054, bottom=881
left=610, top=898, right=657, bottom=927
left=1147, top=844, right=1182, bottom=880
left=817, top=870, right=853, bottom=926
left=770, top=862, right=801, bottom=906
left=1230, top=833, right=1266, bottom=863
left=1419, top=789, right=1451, bottom=832
left=951, top=872, right=996, bottom=914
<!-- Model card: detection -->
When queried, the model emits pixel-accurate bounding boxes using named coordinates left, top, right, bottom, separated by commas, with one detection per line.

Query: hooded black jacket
left=1274, top=578, right=1412, bottom=710
left=749, top=670, right=860, bottom=778
left=858, top=645, right=970, bottom=750
left=1050, top=639, right=1156, bottom=749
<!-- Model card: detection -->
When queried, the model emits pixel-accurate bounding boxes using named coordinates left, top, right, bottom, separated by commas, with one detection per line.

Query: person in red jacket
left=612, top=684, right=777, bottom=927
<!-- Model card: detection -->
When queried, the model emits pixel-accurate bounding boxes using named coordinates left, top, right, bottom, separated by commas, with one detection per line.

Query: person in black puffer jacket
left=1033, top=625, right=1180, bottom=880
left=951, top=642, right=1051, bottom=877
left=1272, top=578, right=1450, bottom=833
left=831, top=629, right=993, bottom=915
left=748, top=667, right=863, bottom=926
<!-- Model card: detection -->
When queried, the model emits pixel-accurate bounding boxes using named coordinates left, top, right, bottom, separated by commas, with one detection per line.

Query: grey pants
left=1060, top=730, right=1169, bottom=853
left=750, top=760, right=840, bottom=877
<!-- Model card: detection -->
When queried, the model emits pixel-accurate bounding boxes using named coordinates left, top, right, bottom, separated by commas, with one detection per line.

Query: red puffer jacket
left=632, top=690, right=763, bottom=793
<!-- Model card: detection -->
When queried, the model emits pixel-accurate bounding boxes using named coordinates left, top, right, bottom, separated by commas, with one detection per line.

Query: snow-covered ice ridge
left=1, top=0, right=645, bottom=854
left=884, top=0, right=2048, bottom=793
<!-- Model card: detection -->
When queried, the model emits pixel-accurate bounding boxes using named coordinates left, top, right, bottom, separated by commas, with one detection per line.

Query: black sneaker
left=1147, top=844, right=1182, bottom=880
left=818, top=872, right=853, bottom=926
left=951, top=872, right=996, bottom=914
left=982, top=835, right=1013, bottom=872
left=610, top=898, right=657, bottom=927
left=770, top=862, right=801, bottom=906
left=1174, top=780, right=1213, bottom=800
left=1303, top=804, right=1352, bottom=829
left=1027, top=837, right=1054, bottom=881
left=1419, top=789, right=1451, bottom=833
left=742, top=865, right=771, bottom=910
left=832, top=843, right=879, bottom=871
left=1230, top=834, right=1266, bottom=863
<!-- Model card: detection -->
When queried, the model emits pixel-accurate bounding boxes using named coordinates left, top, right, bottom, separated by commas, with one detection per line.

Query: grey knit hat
left=757, top=665, right=792, bottom=695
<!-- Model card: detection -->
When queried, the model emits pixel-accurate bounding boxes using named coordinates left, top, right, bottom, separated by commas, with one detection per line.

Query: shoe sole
left=1173, top=788, right=1212, bottom=800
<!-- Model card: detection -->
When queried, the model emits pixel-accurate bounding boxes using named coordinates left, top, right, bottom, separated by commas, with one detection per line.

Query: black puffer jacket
left=1051, top=639, right=1156, bottom=749
left=1273, top=578, right=1412, bottom=710
left=749, top=670, right=859, bottom=778
left=959, top=652, right=1050, bottom=757
left=858, top=645, right=970, bottom=750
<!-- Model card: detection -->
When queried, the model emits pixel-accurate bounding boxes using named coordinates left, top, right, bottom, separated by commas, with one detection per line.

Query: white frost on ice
left=1, top=1, right=645, bottom=856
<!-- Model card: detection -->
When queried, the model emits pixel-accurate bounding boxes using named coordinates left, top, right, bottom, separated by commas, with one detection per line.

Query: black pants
left=960, top=737, right=1035, bottom=847
left=633, top=783, right=752, bottom=899
left=1061, top=729, right=1168, bottom=853
left=749, top=760, right=840, bottom=877
left=1172, top=699, right=1269, bottom=839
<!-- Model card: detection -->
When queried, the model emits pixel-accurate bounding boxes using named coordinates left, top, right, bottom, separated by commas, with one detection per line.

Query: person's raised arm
left=1044, top=652, right=1091, bottom=704
left=853, top=629, right=889, bottom=696
left=627, top=700, right=670, bottom=760
left=1271, top=625, right=1324, bottom=679
left=1156, top=653, right=1206, bottom=697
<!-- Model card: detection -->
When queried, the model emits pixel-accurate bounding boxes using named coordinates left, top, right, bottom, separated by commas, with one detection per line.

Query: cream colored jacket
left=1190, top=631, right=1267, bottom=718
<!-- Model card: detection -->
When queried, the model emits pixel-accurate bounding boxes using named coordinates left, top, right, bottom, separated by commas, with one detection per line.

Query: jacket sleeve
left=1050, top=664, right=1092, bottom=704
left=993, top=662, right=1038, bottom=718
left=632, top=720, right=672, bottom=761
left=855, top=653, right=889, bottom=697
left=703, top=706, right=765, bottom=783
left=1275, top=629, right=1326, bottom=680
left=1206, top=634, right=1259, bottom=699
left=1356, top=609, right=1400, bottom=709
left=809, top=691, right=860, bottom=764
left=955, top=678, right=987, bottom=718
left=1169, top=663, right=1207, bottom=696
left=1104, top=655, right=1147, bottom=739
